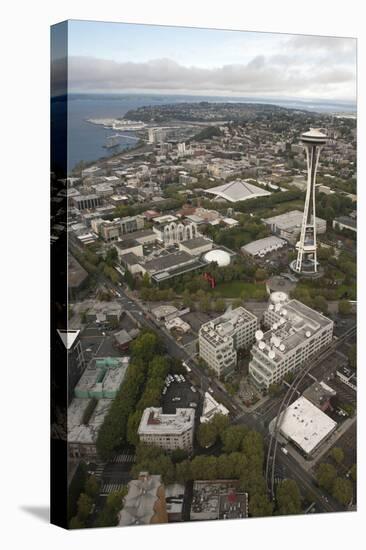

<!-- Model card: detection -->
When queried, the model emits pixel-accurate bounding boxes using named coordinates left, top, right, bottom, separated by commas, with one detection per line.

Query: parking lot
left=162, top=374, right=201, bottom=415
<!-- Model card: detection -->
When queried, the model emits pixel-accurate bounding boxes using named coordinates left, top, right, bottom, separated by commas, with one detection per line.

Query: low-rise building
left=190, top=480, right=248, bottom=521
left=303, top=381, right=337, bottom=412
left=118, top=472, right=168, bottom=527
left=241, top=235, right=286, bottom=257
left=73, top=194, right=103, bottom=211
left=179, top=236, right=213, bottom=256
left=199, top=307, right=257, bottom=377
left=336, top=366, right=357, bottom=391
left=333, top=216, right=357, bottom=233
left=138, top=407, right=195, bottom=453
left=263, top=210, right=326, bottom=244
left=74, top=357, right=129, bottom=399
left=275, top=396, right=337, bottom=457
left=68, top=398, right=112, bottom=458
left=249, top=299, right=333, bottom=390
left=200, top=392, right=229, bottom=423
left=114, top=239, right=144, bottom=260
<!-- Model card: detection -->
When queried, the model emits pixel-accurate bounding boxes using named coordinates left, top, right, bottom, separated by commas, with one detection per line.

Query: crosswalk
left=111, top=454, right=136, bottom=464
left=94, top=463, right=106, bottom=479
left=100, top=482, right=125, bottom=496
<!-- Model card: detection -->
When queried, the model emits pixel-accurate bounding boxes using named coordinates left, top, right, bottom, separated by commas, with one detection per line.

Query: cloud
left=61, top=43, right=356, bottom=101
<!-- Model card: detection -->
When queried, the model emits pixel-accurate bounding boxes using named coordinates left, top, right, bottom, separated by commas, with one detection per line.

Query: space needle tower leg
left=294, top=129, right=327, bottom=274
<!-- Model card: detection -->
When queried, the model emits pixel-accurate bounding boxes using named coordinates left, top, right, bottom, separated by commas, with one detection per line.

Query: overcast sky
left=62, top=20, right=356, bottom=102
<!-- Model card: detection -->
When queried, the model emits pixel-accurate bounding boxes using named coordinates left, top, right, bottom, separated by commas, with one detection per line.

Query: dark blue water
left=66, top=97, right=141, bottom=173
left=58, top=93, right=356, bottom=174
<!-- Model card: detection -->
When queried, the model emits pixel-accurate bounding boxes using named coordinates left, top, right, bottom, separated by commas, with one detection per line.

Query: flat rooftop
left=303, top=381, right=336, bottom=409
left=119, top=229, right=155, bottom=242
left=68, top=399, right=112, bottom=445
left=180, top=237, right=212, bottom=250
left=257, top=299, right=333, bottom=360
left=278, top=396, right=337, bottom=455
left=200, top=307, right=257, bottom=348
left=191, top=480, right=248, bottom=521
left=334, top=216, right=357, bottom=229
left=138, top=407, right=195, bottom=436
left=200, top=392, right=229, bottom=423
left=144, top=250, right=194, bottom=273
left=68, top=254, right=88, bottom=288
left=241, top=235, right=286, bottom=256
left=263, top=210, right=325, bottom=231
left=74, top=357, right=129, bottom=398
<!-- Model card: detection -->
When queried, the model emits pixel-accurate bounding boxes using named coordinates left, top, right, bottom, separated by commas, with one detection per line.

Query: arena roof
left=205, top=179, right=271, bottom=203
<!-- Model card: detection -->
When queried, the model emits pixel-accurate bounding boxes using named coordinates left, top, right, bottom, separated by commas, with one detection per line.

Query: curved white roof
left=270, top=291, right=288, bottom=304
left=203, top=249, right=231, bottom=267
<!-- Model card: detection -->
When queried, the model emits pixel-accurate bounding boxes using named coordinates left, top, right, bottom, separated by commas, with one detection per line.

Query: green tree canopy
left=77, top=493, right=93, bottom=521
left=249, top=493, right=273, bottom=517
left=276, top=480, right=301, bottom=515
left=338, top=300, right=352, bottom=316
left=221, top=425, right=249, bottom=453
left=330, top=447, right=344, bottom=465
left=332, top=477, right=353, bottom=506
left=84, top=475, right=100, bottom=499
left=316, top=463, right=337, bottom=492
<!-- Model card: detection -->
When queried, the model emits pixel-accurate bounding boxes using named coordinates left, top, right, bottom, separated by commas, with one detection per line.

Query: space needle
left=292, top=128, right=327, bottom=274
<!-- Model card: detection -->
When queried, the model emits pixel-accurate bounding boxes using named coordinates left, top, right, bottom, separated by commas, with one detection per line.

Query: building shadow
left=20, top=505, right=49, bottom=523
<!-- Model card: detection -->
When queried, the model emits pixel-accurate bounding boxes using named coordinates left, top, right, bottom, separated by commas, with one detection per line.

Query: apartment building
left=138, top=407, right=195, bottom=453
left=249, top=299, right=333, bottom=390
left=199, top=307, right=257, bottom=377
left=92, top=214, right=145, bottom=242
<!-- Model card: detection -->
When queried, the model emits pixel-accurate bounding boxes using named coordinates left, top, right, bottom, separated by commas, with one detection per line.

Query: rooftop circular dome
left=270, top=291, right=288, bottom=305
left=203, top=249, right=231, bottom=267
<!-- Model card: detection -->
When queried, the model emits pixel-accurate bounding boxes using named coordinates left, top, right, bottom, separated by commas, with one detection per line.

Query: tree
left=176, top=459, right=192, bottom=484
left=84, top=475, right=100, bottom=499
left=171, top=449, right=188, bottom=463
left=190, top=455, right=217, bottom=480
left=330, top=447, right=344, bottom=465
left=348, top=344, right=356, bottom=370
left=276, top=480, right=301, bottom=515
left=338, top=300, right=352, bottom=316
left=214, top=298, right=226, bottom=313
left=105, top=247, right=118, bottom=266
left=130, top=331, right=161, bottom=362
left=197, top=422, right=217, bottom=448
left=313, top=295, right=328, bottom=314
left=255, top=268, right=267, bottom=281
left=77, top=493, right=93, bottom=521
left=221, top=425, right=248, bottom=453
left=316, top=463, right=337, bottom=492
left=332, top=477, right=353, bottom=506
left=249, top=493, right=273, bottom=517
left=127, top=410, right=143, bottom=446
left=216, top=453, right=235, bottom=479
left=95, top=488, right=127, bottom=527
left=211, top=413, right=230, bottom=438
left=268, top=383, right=282, bottom=397
left=350, top=464, right=357, bottom=482
left=69, top=516, right=85, bottom=529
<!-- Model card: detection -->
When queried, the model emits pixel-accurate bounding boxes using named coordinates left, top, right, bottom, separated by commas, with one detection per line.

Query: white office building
left=276, top=396, right=337, bottom=456
left=249, top=299, right=333, bottom=390
left=138, top=407, right=195, bottom=453
left=199, top=307, right=257, bottom=377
